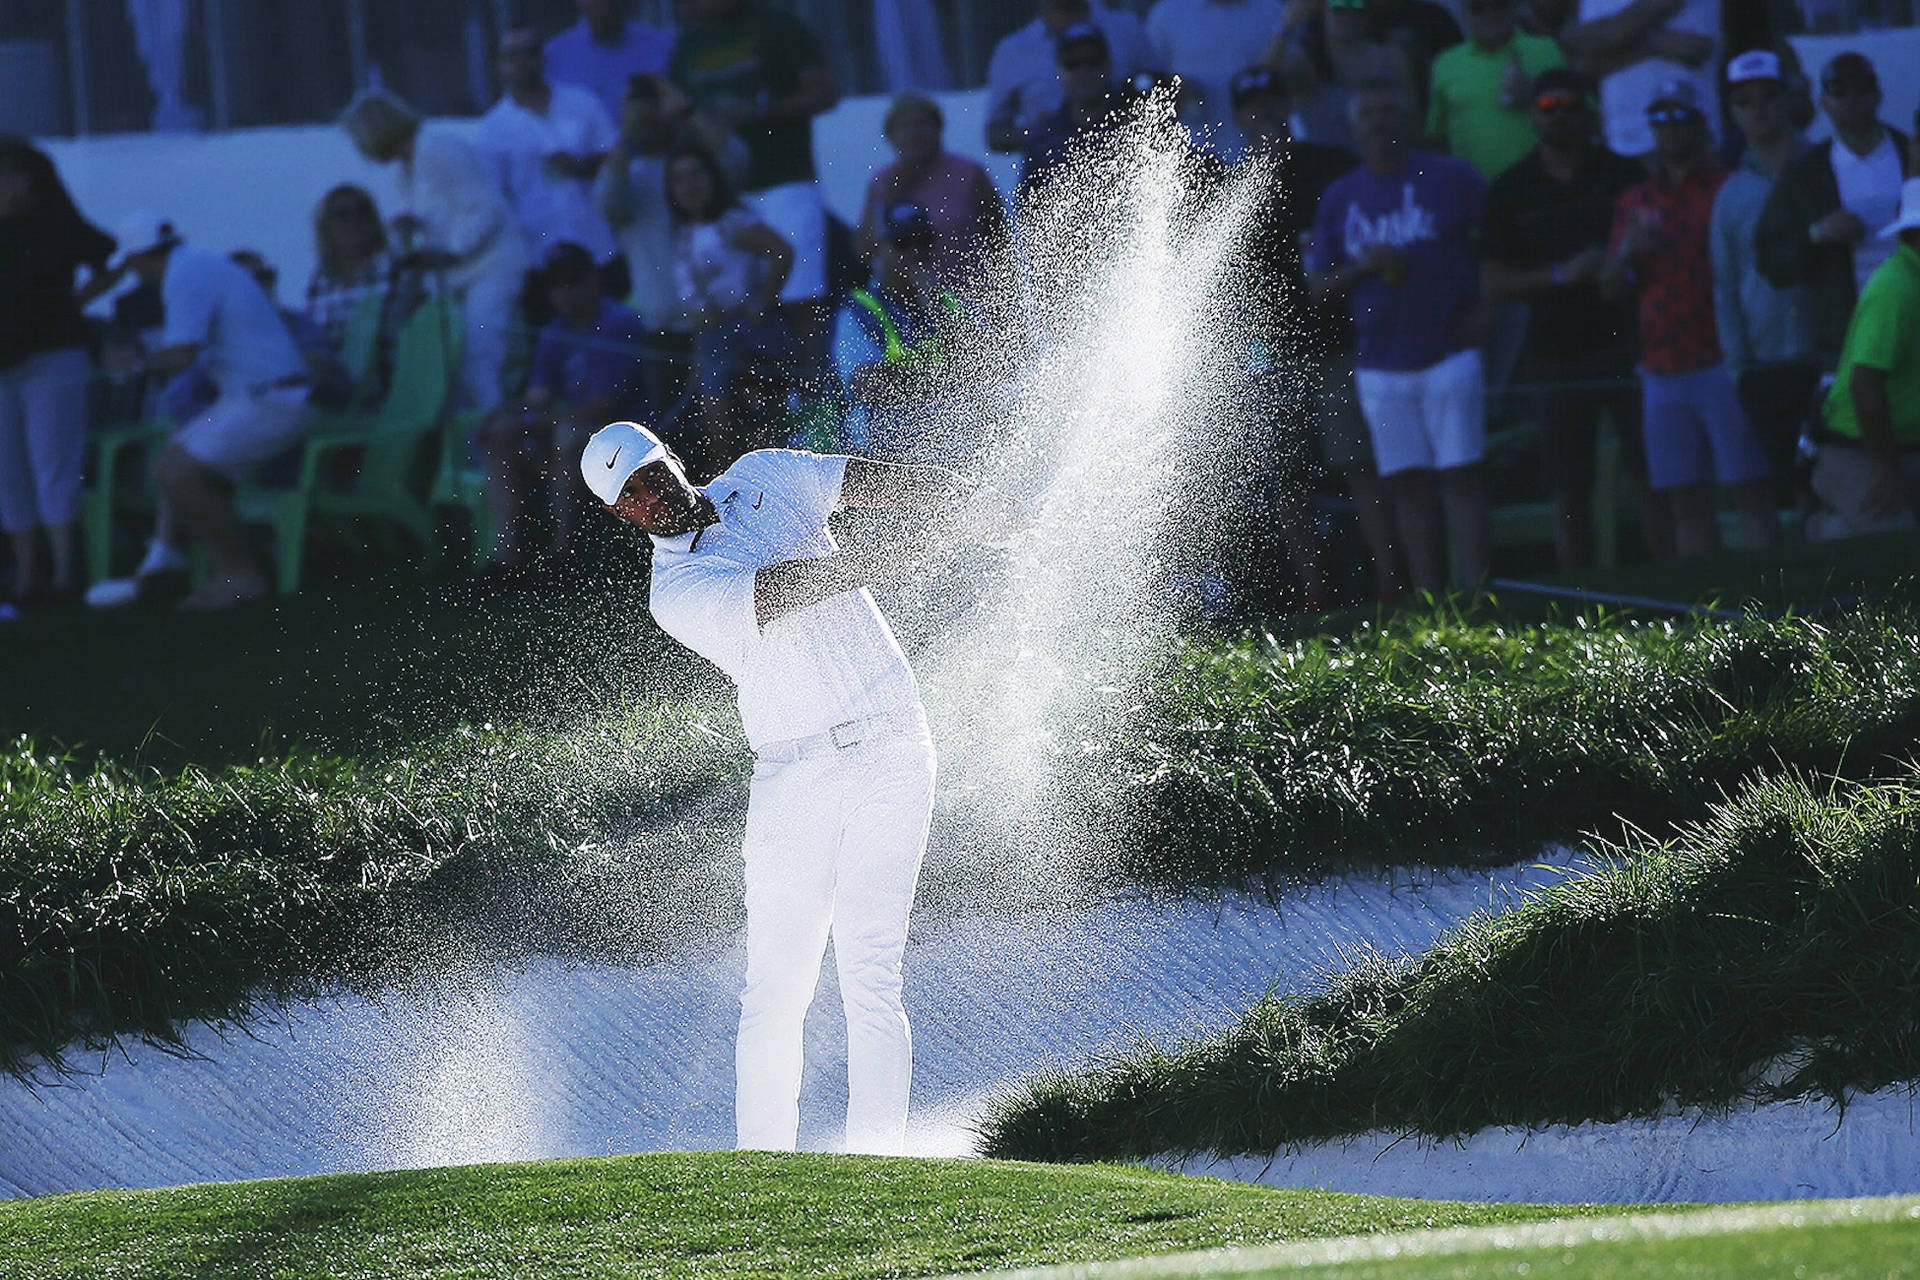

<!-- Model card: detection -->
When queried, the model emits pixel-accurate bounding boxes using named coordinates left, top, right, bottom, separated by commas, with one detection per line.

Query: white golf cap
left=1882, top=178, right=1920, bottom=240
left=111, top=209, right=180, bottom=266
left=1725, top=49, right=1783, bottom=86
left=580, top=420, right=670, bottom=505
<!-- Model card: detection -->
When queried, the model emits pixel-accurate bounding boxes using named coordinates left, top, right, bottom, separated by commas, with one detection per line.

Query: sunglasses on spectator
left=1822, top=77, right=1877, bottom=96
left=1533, top=92, right=1583, bottom=114
left=1647, top=106, right=1701, bottom=125
left=325, top=204, right=375, bottom=221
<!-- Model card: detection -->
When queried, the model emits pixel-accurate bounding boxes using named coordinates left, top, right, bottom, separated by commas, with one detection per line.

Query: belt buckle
left=828, top=719, right=862, bottom=750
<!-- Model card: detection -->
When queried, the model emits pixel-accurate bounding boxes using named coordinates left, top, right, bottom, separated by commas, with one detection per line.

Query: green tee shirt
left=669, top=3, right=825, bottom=192
left=1823, top=241, right=1920, bottom=446
left=1426, top=33, right=1565, bottom=180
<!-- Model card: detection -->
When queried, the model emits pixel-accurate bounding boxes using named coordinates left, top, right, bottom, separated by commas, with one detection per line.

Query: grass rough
left=983, top=762, right=1920, bottom=1161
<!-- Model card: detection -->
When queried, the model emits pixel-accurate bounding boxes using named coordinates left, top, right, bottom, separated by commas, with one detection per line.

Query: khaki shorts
left=172, top=388, right=315, bottom=480
left=1805, top=442, right=1920, bottom=542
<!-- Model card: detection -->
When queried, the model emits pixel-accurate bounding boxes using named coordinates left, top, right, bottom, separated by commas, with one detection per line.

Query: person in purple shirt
left=545, top=0, right=676, bottom=122
left=1310, top=76, right=1490, bottom=593
left=476, top=241, right=652, bottom=580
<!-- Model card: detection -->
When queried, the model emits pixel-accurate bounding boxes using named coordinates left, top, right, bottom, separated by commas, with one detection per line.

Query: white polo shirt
left=648, top=449, right=925, bottom=752
left=161, top=246, right=307, bottom=395
left=473, top=81, right=620, bottom=261
left=1578, top=0, right=1719, bottom=158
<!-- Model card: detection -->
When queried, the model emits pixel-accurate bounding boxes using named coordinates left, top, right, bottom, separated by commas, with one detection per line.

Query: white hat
left=1882, top=178, right=1920, bottom=240
left=1725, top=49, right=1783, bottom=86
left=111, top=209, right=180, bottom=266
left=580, top=420, right=669, bottom=505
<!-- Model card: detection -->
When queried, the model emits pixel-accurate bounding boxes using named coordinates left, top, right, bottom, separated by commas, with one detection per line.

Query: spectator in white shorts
left=0, top=136, right=118, bottom=607
left=340, top=88, right=531, bottom=414
left=1310, top=79, right=1491, bottom=593
left=88, top=214, right=316, bottom=612
left=670, top=0, right=840, bottom=371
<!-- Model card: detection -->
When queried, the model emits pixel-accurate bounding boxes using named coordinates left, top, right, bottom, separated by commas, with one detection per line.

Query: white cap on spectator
left=111, top=210, right=180, bottom=267
left=581, top=420, right=670, bottom=505
left=1725, top=50, right=1783, bottom=86
left=1882, top=178, right=1920, bottom=239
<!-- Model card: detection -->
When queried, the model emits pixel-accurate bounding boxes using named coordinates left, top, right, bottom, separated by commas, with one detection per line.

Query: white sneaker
left=136, top=541, right=189, bottom=577
left=85, top=578, right=142, bottom=609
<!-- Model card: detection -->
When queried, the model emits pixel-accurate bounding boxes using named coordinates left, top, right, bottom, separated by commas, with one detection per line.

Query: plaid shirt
left=304, top=253, right=391, bottom=352
left=1611, top=163, right=1729, bottom=376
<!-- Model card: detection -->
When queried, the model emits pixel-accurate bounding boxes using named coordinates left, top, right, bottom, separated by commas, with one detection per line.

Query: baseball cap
left=1725, top=49, right=1782, bottom=86
left=1229, top=64, right=1284, bottom=109
left=580, top=420, right=670, bottom=506
left=541, top=240, right=597, bottom=285
left=1646, top=79, right=1703, bottom=115
left=111, top=210, right=180, bottom=266
left=878, top=200, right=936, bottom=244
left=1054, top=21, right=1109, bottom=65
left=1820, top=51, right=1877, bottom=91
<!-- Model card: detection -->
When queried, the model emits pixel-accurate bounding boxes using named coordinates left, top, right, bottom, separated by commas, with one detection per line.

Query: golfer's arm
left=838, top=456, right=973, bottom=512
left=755, top=543, right=917, bottom=627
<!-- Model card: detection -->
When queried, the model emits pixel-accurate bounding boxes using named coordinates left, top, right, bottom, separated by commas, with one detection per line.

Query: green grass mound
left=0, top=697, right=747, bottom=1078
left=984, top=763, right=1920, bottom=1161
left=971, top=1197, right=1920, bottom=1279
left=0, top=1152, right=1619, bottom=1280
left=1088, top=608, right=1920, bottom=883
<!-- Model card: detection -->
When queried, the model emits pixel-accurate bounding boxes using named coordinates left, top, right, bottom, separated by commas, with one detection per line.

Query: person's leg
left=1605, top=381, right=1671, bottom=562
left=1318, top=362, right=1398, bottom=600
left=0, top=368, right=46, bottom=597
left=159, top=393, right=312, bottom=603
left=1667, top=482, right=1719, bottom=557
left=20, top=348, right=91, bottom=594
left=458, top=274, right=522, bottom=415
left=1339, top=466, right=1401, bottom=600
left=829, top=733, right=937, bottom=1155
left=1640, top=371, right=1714, bottom=559
left=1426, top=350, right=1487, bottom=586
left=736, top=754, right=841, bottom=1152
left=1388, top=468, right=1445, bottom=593
left=1698, top=364, right=1777, bottom=550
left=1353, top=366, right=1430, bottom=594
left=153, top=442, right=264, bottom=590
left=1735, top=362, right=1821, bottom=509
left=1537, top=369, right=1599, bottom=573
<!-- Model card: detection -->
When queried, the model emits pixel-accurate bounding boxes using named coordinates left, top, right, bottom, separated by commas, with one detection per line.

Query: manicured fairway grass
left=969, top=1196, right=1920, bottom=1279
left=0, top=1153, right=1609, bottom=1280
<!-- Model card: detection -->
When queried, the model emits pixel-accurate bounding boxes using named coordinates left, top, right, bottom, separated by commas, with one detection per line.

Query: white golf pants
left=735, top=728, right=936, bottom=1155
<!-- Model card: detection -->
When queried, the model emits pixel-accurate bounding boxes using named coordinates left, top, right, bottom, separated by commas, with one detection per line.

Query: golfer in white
left=581, top=421, right=1011, bottom=1154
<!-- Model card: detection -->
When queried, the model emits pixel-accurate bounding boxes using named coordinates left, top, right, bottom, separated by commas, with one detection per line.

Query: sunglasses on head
left=1647, top=106, right=1700, bottom=125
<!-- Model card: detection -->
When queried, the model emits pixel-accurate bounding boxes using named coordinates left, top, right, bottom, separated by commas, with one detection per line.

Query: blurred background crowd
left=2, top=0, right=1919, bottom=616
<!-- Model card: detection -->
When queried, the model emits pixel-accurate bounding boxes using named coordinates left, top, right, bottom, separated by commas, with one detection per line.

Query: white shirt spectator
left=594, top=153, right=678, bottom=331
left=544, top=17, right=675, bottom=121
left=1832, top=131, right=1904, bottom=294
left=648, top=449, right=925, bottom=751
left=399, top=127, right=531, bottom=295
left=1578, top=0, right=1718, bottom=157
left=674, top=207, right=772, bottom=319
left=987, top=6, right=1155, bottom=134
left=161, top=246, right=307, bottom=394
left=1144, top=0, right=1287, bottom=158
left=473, top=81, right=620, bottom=262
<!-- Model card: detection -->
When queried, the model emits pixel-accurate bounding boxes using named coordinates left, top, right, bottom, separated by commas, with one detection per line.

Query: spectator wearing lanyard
left=1482, top=67, right=1663, bottom=572
left=1600, top=80, right=1774, bottom=559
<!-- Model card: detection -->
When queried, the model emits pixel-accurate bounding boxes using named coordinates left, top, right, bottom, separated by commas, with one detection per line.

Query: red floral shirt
left=1610, top=162, right=1730, bottom=376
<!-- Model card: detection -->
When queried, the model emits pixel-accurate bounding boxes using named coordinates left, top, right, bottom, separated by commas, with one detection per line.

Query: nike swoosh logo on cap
left=605, top=446, right=621, bottom=469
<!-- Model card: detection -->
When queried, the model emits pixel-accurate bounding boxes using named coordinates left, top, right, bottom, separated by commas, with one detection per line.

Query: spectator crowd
left=3, top=0, right=1919, bottom=617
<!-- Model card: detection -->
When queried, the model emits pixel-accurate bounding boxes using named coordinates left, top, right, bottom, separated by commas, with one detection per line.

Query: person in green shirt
left=1810, top=178, right=1920, bottom=540
left=1426, top=0, right=1566, bottom=180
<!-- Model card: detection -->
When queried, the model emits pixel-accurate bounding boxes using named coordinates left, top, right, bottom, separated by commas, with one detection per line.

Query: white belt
left=754, top=713, right=921, bottom=765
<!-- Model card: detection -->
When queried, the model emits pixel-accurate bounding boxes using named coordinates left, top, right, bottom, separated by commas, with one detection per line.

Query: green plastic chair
left=83, top=415, right=172, bottom=583
left=232, top=295, right=461, bottom=595
left=429, top=409, right=494, bottom=571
